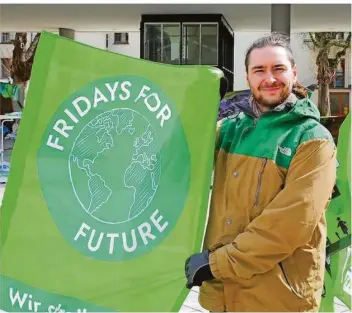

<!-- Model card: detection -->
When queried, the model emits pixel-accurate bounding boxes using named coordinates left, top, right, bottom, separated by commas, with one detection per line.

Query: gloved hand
left=185, top=250, right=215, bottom=289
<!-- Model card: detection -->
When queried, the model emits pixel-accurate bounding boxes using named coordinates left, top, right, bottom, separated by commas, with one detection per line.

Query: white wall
left=75, top=32, right=107, bottom=50
left=2, top=4, right=351, bottom=32
left=75, top=31, right=140, bottom=58
left=108, top=31, right=140, bottom=59
left=23, top=29, right=350, bottom=94
left=290, top=33, right=317, bottom=87
left=233, top=31, right=270, bottom=90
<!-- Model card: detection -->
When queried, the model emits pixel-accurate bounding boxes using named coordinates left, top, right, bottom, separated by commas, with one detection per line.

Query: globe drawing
left=68, top=108, right=161, bottom=224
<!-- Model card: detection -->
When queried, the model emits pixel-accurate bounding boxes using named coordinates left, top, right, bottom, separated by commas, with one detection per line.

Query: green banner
left=0, top=32, right=222, bottom=312
left=320, top=113, right=351, bottom=312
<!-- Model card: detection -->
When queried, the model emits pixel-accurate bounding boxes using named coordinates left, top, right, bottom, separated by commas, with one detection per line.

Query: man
left=185, top=33, right=337, bottom=312
left=337, top=217, right=349, bottom=235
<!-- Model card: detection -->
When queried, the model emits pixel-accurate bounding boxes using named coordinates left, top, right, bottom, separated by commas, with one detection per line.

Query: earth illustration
left=68, top=108, right=161, bottom=224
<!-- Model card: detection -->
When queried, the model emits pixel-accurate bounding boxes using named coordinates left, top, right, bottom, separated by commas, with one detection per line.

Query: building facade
left=1, top=23, right=351, bottom=116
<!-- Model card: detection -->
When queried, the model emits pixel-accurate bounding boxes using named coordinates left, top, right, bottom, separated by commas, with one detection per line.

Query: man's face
left=246, top=46, right=297, bottom=109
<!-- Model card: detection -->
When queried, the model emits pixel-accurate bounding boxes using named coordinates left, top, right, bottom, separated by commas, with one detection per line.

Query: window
left=330, top=91, right=350, bottom=116
left=1, top=33, right=10, bottom=43
left=144, top=23, right=218, bottom=66
left=200, top=25, right=218, bottom=65
left=182, top=24, right=200, bottom=64
left=114, top=32, right=129, bottom=44
left=182, top=23, right=218, bottom=65
left=105, top=34, right=109, bottom=49
left=329, top=58, right=345, bottom=88
left=141, top=14, right=234, bottom=91
left=144, top=23, right=181, bottom=64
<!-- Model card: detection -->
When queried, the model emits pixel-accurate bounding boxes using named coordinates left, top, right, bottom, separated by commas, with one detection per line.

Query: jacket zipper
left=254, top=158, right=267, bottom=207
left=279, top=262, right=304, bottom=299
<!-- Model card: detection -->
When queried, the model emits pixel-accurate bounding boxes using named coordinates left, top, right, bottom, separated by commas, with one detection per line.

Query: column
left=271, top=4, right=291, bottom=36
left=59, top=28, right=75, bottom=40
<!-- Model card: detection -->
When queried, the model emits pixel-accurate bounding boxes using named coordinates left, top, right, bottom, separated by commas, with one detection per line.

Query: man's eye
left=275, top=68, right=285, bottom=72
left=255, top=70, right=264, bottom=73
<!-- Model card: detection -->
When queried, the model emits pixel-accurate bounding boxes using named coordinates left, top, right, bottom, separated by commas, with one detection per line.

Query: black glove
left=185, top=250, right=215, bottom=289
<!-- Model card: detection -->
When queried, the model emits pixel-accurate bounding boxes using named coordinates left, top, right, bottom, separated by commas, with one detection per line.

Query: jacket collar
left=235, top=93, right=298, bottom=119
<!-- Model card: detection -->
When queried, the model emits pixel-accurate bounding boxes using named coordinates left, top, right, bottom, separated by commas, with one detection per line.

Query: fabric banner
left=0, top=31, right=223, bottom=312
left=320, top=113, right=351, bottom=312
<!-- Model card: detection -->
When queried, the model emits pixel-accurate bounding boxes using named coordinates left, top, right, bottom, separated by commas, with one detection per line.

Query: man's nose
left=264, top=72, right=277, bottom=84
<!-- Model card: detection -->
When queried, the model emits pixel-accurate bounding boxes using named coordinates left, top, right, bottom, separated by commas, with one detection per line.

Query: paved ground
left=180, top=287, right=206, bottom=313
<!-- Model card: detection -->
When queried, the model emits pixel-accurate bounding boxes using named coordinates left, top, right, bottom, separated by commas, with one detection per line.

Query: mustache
left=259, top=83, right=284, bottom=90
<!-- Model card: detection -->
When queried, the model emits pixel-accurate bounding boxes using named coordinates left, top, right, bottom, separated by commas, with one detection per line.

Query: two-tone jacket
left=200, top=95, right=337, bottom=312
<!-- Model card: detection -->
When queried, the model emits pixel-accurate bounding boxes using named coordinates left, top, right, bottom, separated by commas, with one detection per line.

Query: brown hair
left=245, top=32, right=307, bottom=98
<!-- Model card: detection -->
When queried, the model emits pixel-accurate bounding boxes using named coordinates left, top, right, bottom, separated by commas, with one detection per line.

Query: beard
left=252, top=84, right=292, bottom=109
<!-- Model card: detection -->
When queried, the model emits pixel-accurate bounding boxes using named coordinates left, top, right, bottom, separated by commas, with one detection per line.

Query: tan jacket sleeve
left=209, top=138, right=336, bottom=280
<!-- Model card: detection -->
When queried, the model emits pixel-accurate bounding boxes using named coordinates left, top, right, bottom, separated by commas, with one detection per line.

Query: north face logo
left=278, top=146, right=292, bottom=157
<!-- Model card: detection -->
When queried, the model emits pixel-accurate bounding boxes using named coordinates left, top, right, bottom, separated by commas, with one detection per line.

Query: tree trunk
left=316, top=49, right=331, bottom=117
left=318, top=81, right=331, bottom=116
left=11, top=33, right=29, bottom=84
left=11, top=32, right=40, bottom=84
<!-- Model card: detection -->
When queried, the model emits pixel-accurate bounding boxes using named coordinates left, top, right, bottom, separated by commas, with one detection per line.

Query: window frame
left=1, top=33, right=10, bottom=43
left=143, top=22, right=181, bottom=64
left=140, top=14, right=234, bottom=91
left=143, top=22, right=218, bottom=66
left=182, top=22, right=219, bottom=66
left=113, top=32, right=129, bottom=45
left=329, top=58, right=346, bottom=89
left=329, top=89, right=350, bottom=116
